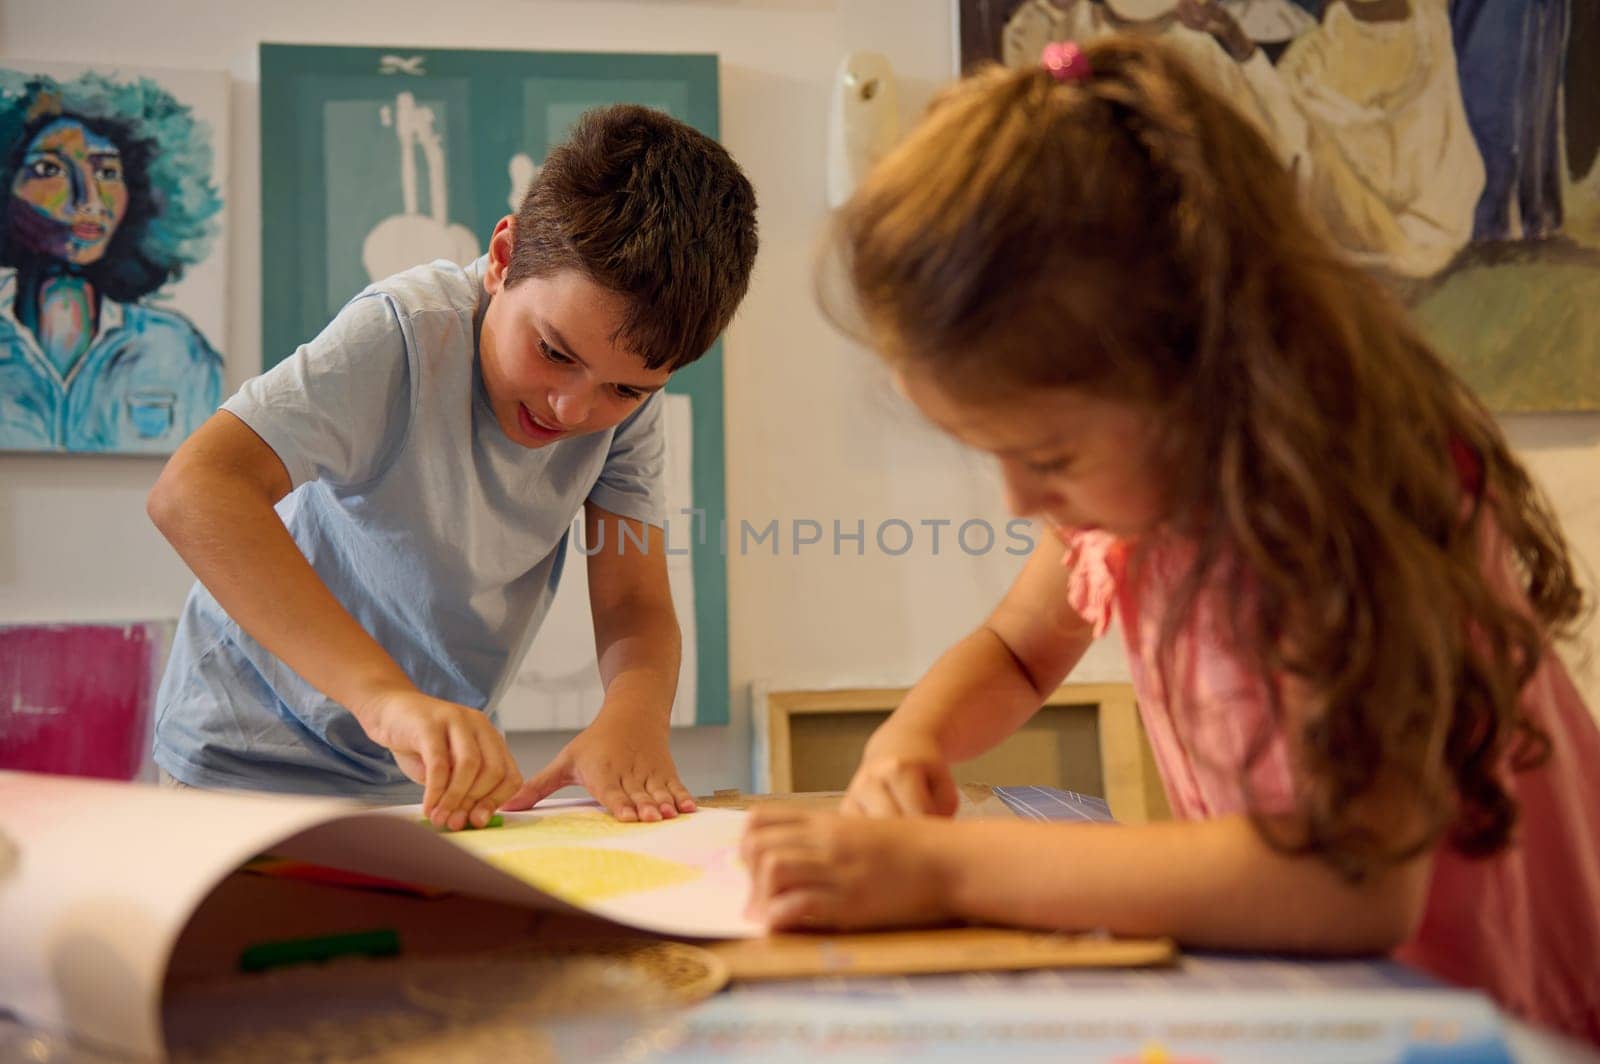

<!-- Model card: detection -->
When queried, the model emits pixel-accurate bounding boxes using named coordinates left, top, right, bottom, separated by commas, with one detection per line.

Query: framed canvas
left=0, top=621, right=171, bottom=780
left=0, top=61, right=226, bottom=453
left=956, top=0, right=1600, bottom=412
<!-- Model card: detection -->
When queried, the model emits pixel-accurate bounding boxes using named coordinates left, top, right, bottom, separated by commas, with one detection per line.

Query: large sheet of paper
left=0, top=772, right=756, bottom=1059
left=400, top=798, right=752, bottom=938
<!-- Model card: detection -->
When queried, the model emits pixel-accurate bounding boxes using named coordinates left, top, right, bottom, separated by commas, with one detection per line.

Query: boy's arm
left=501, top=502, right=695, bottom=822
left=845, top=532, right=1096, bottom=816
left=148, top=411, right=522, bottom=828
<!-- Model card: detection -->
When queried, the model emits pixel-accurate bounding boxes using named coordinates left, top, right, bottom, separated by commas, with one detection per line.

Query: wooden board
left=709, top=927, right=1175, bottom=981
left=693, top=786, right=1177, bottom=980
left=695, top=783, right=1010, bottom=816
left=696, top=788, right=849, bottom=812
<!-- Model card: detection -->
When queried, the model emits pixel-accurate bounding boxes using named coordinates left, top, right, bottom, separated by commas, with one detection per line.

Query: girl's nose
left=1000, top=466, right=1050, bottom=520
left=72, top=161, right=106, bottom=216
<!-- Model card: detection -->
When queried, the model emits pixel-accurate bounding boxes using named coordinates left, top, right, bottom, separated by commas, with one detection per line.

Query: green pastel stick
left=238, top=928, right=400, bottom=972
left=417, top=813, right=503, bottom=831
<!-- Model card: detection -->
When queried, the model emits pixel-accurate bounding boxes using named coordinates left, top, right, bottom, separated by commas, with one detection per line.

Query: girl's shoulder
left=1053, top=527, right=1132, bottom=639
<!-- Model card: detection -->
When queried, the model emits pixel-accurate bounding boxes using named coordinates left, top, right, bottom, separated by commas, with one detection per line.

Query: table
left=674, top=785, right=1597, bottom=1064
left=2, top=786, right=1592, bottom=1063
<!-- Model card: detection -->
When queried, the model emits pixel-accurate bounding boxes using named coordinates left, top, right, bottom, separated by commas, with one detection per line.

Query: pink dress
left=1061, top=523, right=1600, bottom=1044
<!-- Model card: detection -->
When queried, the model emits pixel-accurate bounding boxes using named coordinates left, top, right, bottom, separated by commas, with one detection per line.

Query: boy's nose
left=551, top=388, right=591, bottom=428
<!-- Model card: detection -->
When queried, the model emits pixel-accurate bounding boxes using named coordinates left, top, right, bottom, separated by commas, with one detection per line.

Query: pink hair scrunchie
left=1040, top=41, right=1092, bottom=83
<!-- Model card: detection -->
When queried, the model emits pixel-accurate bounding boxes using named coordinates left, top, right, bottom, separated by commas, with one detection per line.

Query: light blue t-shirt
left=153, top=258, right=666, bottom=797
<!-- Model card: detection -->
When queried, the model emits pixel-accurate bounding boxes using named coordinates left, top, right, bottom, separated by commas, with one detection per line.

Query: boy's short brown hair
left=507, top=103, right=758, bottom=371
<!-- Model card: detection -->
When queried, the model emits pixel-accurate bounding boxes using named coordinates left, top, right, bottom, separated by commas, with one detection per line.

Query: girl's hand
left=357, top=690, right=523, bottom=831
left=842, top=731, right=960, bottom=818
left=741, top=808, right=955, bottom=930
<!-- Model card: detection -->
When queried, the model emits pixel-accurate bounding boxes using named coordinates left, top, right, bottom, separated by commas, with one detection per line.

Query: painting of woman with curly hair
left=0, top=67, right=225, bottom=454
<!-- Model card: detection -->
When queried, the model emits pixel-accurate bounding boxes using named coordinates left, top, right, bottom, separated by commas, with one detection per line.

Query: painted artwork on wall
left=957, top=0, right=1600, bottom=411
left=0, top=621, right=169, bottom=780
left=259, top=44, right=728, bottom=727
left=0, top=61, right=227, bottom=453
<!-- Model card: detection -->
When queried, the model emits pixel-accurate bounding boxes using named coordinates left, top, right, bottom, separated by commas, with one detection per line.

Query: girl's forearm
left=874, top=624, right=1092, bottom=763
left=934, top=815, right=1431, bottom=954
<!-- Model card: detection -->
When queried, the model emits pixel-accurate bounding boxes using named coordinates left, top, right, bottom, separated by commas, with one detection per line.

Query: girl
left=741, top=39, right=1600, bottom=1043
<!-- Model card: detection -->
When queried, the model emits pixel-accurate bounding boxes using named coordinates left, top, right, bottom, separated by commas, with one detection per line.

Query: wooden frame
left=756, top=683, right=1168, bottom=823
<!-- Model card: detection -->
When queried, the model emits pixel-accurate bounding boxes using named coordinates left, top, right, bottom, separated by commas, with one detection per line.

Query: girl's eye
left=538, top=339, right=573, bottom=365
left=1024, top=456, right=1071, bottom=476
left=94, top=163, right=123, bottom=182
left=26, top=159, right=62, bottom=180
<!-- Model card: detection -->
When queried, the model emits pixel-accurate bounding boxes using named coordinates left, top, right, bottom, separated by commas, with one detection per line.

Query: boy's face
left=480, top=217, right=670, bottom=449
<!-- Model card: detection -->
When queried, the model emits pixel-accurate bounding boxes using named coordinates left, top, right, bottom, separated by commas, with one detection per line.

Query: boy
left=147, top=105, right=758, bottom=831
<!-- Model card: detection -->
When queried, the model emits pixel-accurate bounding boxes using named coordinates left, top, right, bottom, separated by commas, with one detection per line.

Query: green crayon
left=418, top=813, right=503, bottom=831
left=239, top=928, right=400, bottom=972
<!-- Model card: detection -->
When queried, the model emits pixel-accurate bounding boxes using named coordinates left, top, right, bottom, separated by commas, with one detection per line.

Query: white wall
left=4, top=0, right=1596, bottom=797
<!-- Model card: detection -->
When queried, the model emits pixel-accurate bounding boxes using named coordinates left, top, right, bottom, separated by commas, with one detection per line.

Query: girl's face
left=898, top=368, right=1168, bottom=539
left=10, top=117, right=128, bottom=267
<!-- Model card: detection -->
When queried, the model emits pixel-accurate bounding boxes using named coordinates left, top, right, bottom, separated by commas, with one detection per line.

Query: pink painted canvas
left=0, top=623, right=165, bottom=780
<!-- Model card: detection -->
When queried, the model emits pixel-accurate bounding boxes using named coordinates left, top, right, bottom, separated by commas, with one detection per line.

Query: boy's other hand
left=357, top=690, right=523, bottom=831
left=500, top=711, right=696, bottom=822
left=841, top=734, right=959, bottom=819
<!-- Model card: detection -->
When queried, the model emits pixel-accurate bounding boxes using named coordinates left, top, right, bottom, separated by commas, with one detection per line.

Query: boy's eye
left=613, top=385, right=644, bottom=402
left=538, top=339, right=573, bottom=365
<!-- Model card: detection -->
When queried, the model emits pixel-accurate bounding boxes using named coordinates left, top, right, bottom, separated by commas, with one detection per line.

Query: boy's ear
left=484, top=215, right=515, bottom=294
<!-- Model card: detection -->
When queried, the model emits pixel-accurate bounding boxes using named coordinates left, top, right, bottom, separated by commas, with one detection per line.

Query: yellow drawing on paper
left=445, top=811, right=664, bottom=855
left=485, top=846, right=700, bottom=904
left=494, top=811, right=662, bottom=840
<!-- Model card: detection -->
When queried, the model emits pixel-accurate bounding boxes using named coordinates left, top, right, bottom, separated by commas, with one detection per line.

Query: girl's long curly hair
left=831, top=39, right=1585, bottom=881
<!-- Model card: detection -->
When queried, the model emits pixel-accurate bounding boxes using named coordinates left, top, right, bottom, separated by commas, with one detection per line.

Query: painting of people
left=0, top=63, right=226, bottom=453
left=958, top=0, right=1600, bottom=411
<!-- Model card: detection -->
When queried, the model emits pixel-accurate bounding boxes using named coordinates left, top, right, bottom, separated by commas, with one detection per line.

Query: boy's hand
left=741, top=807, right=954, bottom=931
left=500, top=711, right=696, bottom=822
left=842, top=730, right=960, bottom=818
left=357, top=690, right=523, bottom=831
